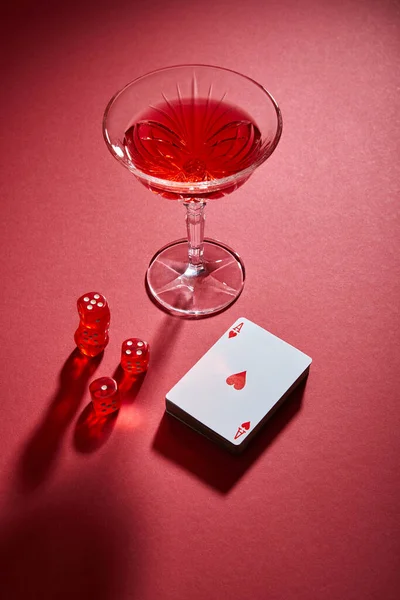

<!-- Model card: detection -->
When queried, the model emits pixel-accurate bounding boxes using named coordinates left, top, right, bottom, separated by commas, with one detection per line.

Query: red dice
left=74, top=292, right=110, bottom=357
left=121, top=338, right=150, bottom=375
left=89, top=377, right=120, bottom=416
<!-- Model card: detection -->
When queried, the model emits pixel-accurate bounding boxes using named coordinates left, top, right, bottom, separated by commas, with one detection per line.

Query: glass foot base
left=145, top=238, right=245, bottom=318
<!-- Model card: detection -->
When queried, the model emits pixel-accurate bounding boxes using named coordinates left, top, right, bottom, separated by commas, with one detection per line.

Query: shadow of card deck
left=165, top=318, right=312, bottom=453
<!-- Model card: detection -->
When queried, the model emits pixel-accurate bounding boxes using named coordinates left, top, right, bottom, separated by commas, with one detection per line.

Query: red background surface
left=1, top=1, right=399, bottom=598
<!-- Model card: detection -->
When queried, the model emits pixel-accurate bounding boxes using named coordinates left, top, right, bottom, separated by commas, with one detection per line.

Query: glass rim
left=102, top=63, right=283, bottom=193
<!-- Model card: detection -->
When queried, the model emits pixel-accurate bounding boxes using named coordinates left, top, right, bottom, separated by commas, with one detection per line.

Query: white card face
left=166, top=318, right=312, bottom=447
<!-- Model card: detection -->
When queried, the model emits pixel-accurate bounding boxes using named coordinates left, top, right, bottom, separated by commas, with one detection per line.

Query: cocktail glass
left=103, top=64, right=282, bottom=318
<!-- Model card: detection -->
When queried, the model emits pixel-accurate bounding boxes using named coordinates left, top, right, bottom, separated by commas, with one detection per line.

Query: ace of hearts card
left=165, top=318, right=312, bottom=453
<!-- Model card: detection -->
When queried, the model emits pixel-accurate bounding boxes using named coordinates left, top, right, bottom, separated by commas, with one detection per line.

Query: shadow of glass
left=15, top=349, right=102, bottom=492
left=149, top=313, right=186, bottom=370
left=152, top=378, right=308, bottom=494
left=0, top=488, right=139, bottom=600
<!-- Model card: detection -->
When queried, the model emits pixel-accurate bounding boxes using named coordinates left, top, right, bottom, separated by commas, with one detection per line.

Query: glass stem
left=184, top=201, right=206, bottom=273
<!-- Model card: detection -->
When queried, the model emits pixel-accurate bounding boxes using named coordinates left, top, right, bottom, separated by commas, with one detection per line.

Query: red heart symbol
left=241, top=421, right=250, bottom=430
left=228, top=330, right=237, bottom=338
left=226, top=371, right=247, bottom=390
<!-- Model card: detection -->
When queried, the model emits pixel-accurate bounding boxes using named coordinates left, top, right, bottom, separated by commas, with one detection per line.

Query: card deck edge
left=166, top=400, right=234, bottom=452
left=165, top=366, right=311, bottom=454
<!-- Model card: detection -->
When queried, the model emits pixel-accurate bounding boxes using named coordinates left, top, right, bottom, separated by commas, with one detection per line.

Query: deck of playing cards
left=166, top=318, right=312, bottom=453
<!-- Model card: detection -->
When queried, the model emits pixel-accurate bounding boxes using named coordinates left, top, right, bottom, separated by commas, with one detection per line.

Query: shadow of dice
left=121, top=338, right=150, bottom=375
left=89, top=377, right=120, bottom=416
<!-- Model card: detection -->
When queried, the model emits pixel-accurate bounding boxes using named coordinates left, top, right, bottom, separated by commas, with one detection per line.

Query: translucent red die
left=89, top=377, right=120, bottom=417
left=121, top=338, right=150, bottom=375
left=74, top=292, right=110, bottom=357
